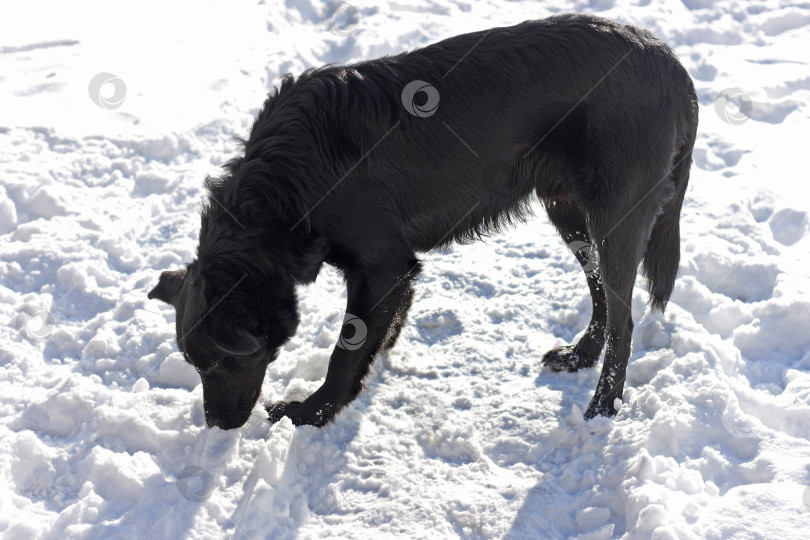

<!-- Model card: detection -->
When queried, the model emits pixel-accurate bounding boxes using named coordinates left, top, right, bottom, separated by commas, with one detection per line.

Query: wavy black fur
left=149, top=13, right=698, bottom=429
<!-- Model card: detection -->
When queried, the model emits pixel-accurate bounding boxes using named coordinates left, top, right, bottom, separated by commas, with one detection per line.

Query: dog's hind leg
left=269, top=250, right=420, bottom=427
left=541, top=201, right=607, bottom=372
left=582, top=194, right=661, bottom=419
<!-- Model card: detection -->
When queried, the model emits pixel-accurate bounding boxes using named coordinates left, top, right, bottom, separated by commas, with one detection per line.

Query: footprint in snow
left=415, top=310, right=463, bottom=344
left=769, top=208, right=809, bottom=246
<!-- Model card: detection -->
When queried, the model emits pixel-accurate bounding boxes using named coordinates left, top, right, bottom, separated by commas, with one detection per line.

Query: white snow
left=2, top=0, right=810, bottom=538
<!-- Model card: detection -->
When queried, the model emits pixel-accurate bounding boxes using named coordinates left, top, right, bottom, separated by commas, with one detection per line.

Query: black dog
left=149, top=13, right=697, bottom=429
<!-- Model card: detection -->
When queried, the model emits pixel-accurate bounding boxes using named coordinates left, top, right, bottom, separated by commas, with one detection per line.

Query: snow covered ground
left=2, top=0, right=810, bottom=537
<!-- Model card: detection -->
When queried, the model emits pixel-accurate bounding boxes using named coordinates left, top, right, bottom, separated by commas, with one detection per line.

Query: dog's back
left=264, top=14, right=697, bottom=254
left=234, top=11, right=698, bottom=335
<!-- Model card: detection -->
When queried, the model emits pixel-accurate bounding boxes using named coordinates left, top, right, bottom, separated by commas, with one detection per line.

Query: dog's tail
left=642, top=118, right=697, bottom=312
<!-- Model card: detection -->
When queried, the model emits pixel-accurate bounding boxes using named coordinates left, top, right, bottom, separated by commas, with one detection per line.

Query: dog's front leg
left=268, top=261, right=420, bottom=427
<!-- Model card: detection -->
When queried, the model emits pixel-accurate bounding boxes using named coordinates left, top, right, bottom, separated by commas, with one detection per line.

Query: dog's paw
left=266, top=401, right=302, bottom=424
left=267, top=399, right=336, bottom=427
left=542, top=346, right=587, bottom=372
left=583, top=398, right=617, bottom=420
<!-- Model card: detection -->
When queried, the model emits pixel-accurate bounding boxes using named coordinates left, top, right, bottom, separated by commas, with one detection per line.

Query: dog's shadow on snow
left=501, top=363, right=620, bottom=539
left=73, top=367, right=375, bottom=539
left=502, top=345, right=664, bottom=538
left=224, top=366, right=381, bottom=538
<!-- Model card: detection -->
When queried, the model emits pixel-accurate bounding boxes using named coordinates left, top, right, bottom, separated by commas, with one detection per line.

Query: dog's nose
left=206, top=415, right=225, bottom=429
left=206, top=412, right=244, bottom=430
left=205, top=409, right=229, bottom=429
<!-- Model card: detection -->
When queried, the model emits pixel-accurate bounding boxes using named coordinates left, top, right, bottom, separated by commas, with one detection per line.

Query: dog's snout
left=206, top=415, right=225, bottom=429
left=204, top=391, right=259, bottom=430
left=205, top=412, right=243, bottom=430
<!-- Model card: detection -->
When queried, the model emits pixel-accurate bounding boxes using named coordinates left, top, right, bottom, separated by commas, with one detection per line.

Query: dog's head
left=149, top=150, right=329, bottom=429
left=148, top=259, right=299, bottom=430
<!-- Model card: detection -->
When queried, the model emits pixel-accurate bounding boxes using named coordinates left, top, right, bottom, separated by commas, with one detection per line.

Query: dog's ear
left=289, top=235, right=329, bottom=285
left=148, top=268, right=187, bottom=306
